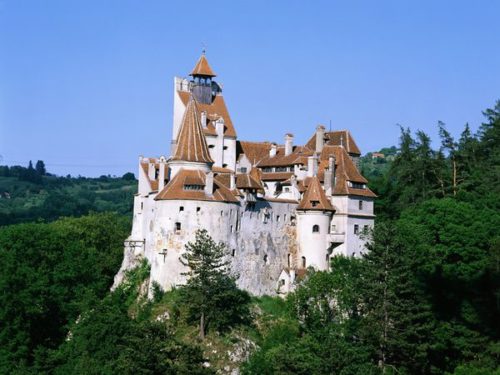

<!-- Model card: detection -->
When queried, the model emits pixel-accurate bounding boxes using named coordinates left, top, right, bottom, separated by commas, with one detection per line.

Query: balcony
left=328, top=232, right=345, bottom=244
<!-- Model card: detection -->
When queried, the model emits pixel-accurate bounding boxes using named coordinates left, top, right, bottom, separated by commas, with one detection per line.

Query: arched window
left=312, top=224, right=320, bottom=233
left=302, top=256, right=306, bottom=268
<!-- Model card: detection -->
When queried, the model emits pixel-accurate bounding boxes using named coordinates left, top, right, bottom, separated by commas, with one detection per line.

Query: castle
left=113, top=53, right=376, bottom=296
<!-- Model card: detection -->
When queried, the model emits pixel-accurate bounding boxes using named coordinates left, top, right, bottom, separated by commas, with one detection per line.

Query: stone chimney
left=230, top=173, right=236, bottom=190
left=200, top=111, right=207, bottom=128
left=324, top=156, right=336, bottom=195
left=148, top=159, right=156, bottom=181
left=205, top=171, right=214, bottom=197
left=158, top=156, right=166, bottom=191
left=215, top=118, right=225, bottom=167
left=270, top=143, right=277, bottom=157
left=285, top=133, right=294, bottom=156
left=315, top=125, right=325, bottom=153
left=307, top=154, right=318, bottom=177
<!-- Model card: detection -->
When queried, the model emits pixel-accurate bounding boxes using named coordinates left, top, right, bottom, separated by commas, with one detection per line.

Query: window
left=221, top=210, right=224, bottom=216
left=179, top=206, right=184, bottom=212
left=275, top=166, right=288, bottom=172
left=240, top=167, right=247, bottom=173
left=279, top=279, right=285, bottom=286
left=196, top=207, right=201, bottom=213
left=311, top=200, right=319, bottom=207
left=354, top=224, right=359, bottom=234
left=331, top=224, right=337, bottom=233
left=263, top=254, right=268, bottom=264
left=262, top=167, right=273, bottom=173
left=284, top=214, right=287, bottom=222
left=359, top=200, right=363, bottom=210
left=312, top=224, right=320, bottom=233
left=208, top=144, right=215, bottom=149
left=175, top=222, right=181, bottom=232
left=223, top=146, right=228, bottom=150
left=302, top=256, right=306, bottom=268
left=222, top=163, right=228, bottom=168
left=184, top=184, right=203, bottom=191
left=364, top=225, right=369, bottom=232
left=284, top=187, right=290, bottom=192
left=232, top=249, right=236, bottom=257
left=351, top=182, right=365, bottom=189
left=276, top=215, right=280, bottom=222
left=140, top=202, right=143, bottom=210
left=287, top=253, right=291, bottom=267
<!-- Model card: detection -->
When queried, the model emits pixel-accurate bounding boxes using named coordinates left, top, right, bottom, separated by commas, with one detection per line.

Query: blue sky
left=1, top=1, right=499, bottom=177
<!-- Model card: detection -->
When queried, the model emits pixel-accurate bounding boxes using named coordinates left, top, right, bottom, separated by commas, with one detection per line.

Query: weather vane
left=201, top=42, right=206, bottom=55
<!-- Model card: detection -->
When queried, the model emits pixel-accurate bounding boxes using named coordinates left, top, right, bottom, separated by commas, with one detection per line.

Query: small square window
left=196, top=207, right=201, bottom=213
left=179, top=206, right=184, bottom=212
left=175, top=222, right=181, bottom=232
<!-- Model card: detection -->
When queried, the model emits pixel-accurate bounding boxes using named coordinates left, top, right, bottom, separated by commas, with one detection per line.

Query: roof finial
left=201, top=42, right=206, bottom=55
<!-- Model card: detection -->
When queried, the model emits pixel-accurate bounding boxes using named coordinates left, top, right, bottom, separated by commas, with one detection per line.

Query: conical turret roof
left=172, top=96, right=214, bottom=164
left=190, top=53, right=216, bottom=77
left=297, top=176, right=334, bottom=211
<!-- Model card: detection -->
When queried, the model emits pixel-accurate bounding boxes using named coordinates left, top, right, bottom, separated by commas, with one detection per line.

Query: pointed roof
left=190, top=53, right=216, bottom=77
left=297, top=176, right=335, bottom=211
left=172, top=96, right=214, bottom=164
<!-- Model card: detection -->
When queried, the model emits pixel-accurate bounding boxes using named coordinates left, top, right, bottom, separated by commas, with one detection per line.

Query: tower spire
left=171, top=96, right=214, bottom=164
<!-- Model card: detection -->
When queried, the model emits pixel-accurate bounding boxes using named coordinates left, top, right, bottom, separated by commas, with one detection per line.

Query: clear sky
left=1, top=1, right=499, bottom=177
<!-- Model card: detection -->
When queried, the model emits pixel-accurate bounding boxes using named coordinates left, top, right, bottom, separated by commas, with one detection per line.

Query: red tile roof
left=237, top=141, right=273, bottom=166
left=190, top=53, right=216, bottom=77
left=305, top=130, right=361, bottom=156
left=257, top=146, right=311, bottom=167
left=178, top=91, right=236, bottom=138
left=155, top=169, right=238, bottom=203
left=171, top=96, right=214, bottom=164
left=297, top=176, right=335, bottom=211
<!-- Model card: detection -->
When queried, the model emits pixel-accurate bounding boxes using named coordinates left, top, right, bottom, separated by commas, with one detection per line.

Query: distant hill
left=0, top=163, right=136, bottom=226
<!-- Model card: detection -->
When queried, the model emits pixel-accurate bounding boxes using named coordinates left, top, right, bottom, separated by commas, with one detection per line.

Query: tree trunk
left=199, top=311, right=205, bottom=340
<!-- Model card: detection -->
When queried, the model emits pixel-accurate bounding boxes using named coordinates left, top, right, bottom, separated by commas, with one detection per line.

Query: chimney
left=270, top=143, right=277, bottom=157
left=158, top=156, right=166, bottom=191
left=315, top=125, right=325, bottom=153
left=285, top=133, right=294, bottom=156
left=148, top=159, right=156, bottom=181
left=230, top=173, right=236, bottom=190
left=205, top=171, right=214, bottom=197
left=324, top=156, right=336, bottom=194
left=307, top=154, right=318, bottom=177
left=200, top=111, right=207, bottom=128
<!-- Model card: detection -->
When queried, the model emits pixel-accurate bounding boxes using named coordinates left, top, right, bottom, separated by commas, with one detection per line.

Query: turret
left=189, top=52, right=216, bottom=104
left=296, top=177, right=335, bottom=271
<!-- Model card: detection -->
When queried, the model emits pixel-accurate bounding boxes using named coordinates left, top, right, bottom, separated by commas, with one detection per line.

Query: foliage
left=0, top=213, right=129, bottom=373
left=179, top=229, right=251, bottom=338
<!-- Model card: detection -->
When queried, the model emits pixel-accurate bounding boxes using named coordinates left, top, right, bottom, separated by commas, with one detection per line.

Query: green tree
left=361, top=223, right=434, bottom=374
left=179, top=229, right=250, bottom=339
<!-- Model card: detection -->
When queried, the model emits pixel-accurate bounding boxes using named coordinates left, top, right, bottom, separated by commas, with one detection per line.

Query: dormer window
left=184, top=184, right=204, bottom=191
left=351, top=182, right=365, bottom=189
left=311, top=200, right=319, bottom=207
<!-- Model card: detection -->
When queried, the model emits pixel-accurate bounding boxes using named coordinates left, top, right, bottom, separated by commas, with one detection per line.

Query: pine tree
left=35, top=160, right=46, bottom=176
left=361, top=223, right=433, bottom=374
left=179, top=229, right=250, bottom=339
